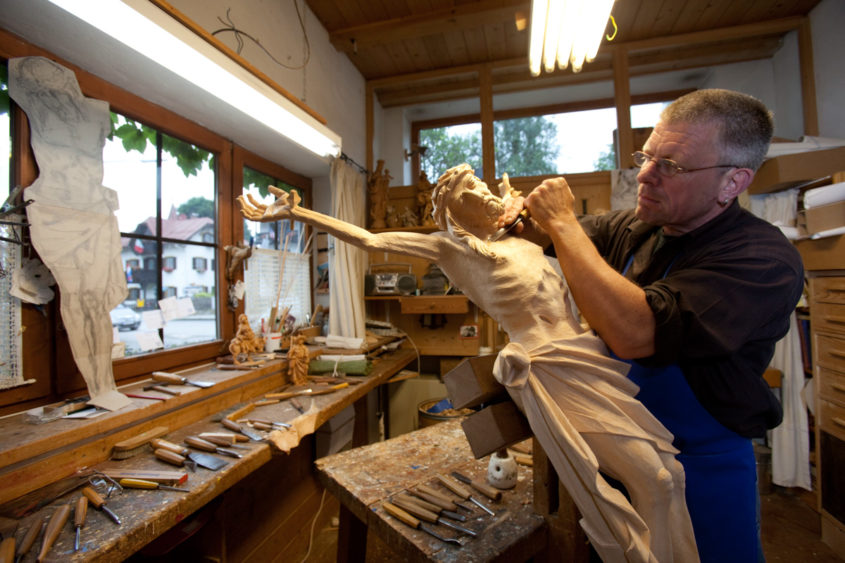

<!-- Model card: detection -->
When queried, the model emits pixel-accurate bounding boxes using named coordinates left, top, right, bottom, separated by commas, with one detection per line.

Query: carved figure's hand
left=237, top=186, right=302, bottom=223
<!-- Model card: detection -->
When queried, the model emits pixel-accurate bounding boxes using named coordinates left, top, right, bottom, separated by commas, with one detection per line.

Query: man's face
left=636, top=120, right=732, bottom=235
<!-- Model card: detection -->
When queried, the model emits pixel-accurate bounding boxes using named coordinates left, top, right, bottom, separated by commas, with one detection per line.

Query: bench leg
left=337, top=504, right=367, bottom=563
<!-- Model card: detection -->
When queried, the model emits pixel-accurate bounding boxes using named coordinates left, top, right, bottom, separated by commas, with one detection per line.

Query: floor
left=303, top=484, right=844, bottom=562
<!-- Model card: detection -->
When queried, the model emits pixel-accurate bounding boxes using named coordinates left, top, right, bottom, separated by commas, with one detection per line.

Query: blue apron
left=621, top=255, right=761, bottom=562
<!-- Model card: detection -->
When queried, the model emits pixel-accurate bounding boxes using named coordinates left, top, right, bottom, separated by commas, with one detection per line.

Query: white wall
left=811, top=0, right=845, bottom=138
left=169, top=0, right=367, bottom=197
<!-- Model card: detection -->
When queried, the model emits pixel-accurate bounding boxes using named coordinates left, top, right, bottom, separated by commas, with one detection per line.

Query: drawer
left=814, top=301, right=845, bottom=336
left=399, top=295, right=469, bottom=314
left=813, top=276, right=845, bottom=305
left=817, top=333, right=845, bottom=372
left=819, top=366, right=845, bottom=407
left=820, top=399, right=845, bottom=443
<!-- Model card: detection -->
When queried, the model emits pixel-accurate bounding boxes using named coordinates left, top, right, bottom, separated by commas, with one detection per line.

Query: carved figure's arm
left=238, top=186, right=443, bottom=262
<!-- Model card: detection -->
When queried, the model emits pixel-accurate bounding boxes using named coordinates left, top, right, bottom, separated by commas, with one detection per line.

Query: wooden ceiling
left=305, top=0, right=822, bottom=108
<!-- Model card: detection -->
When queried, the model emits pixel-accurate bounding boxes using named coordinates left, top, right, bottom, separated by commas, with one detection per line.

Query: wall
left=169, top=0, right=367, bottom=198
left=811, top=0, right=845, bottom=138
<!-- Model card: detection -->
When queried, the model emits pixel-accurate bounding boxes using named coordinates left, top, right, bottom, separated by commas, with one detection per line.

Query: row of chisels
left=380, top=471, right=507, bottom=546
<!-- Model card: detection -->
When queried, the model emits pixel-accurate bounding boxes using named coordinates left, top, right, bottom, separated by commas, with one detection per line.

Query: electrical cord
left=300, top=488, right=327, bottom=563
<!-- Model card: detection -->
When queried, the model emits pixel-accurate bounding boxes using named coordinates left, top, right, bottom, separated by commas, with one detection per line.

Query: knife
left=390, top=496, right=478, bottom=537
left=450, top=471, right=503, bottom=501
left=436, top=474, right=495, bottom=516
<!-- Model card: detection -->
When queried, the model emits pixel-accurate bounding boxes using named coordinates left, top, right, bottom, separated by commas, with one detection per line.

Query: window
left=126, top=258, right=139, bottom=269
left=419, top=123, right=482, bottom=183
left=192, top=257, right=207, bottom=272
left=104, top=113, right=218, bottom=357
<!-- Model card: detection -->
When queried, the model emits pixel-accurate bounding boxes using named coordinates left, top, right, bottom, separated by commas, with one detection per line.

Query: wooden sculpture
left=367, top=159, right=391, bottom=229
left=229, top=313, right=265, bottom=364
left=286, top=333, right=309, bottom=385
left=239, top=164, right=697, bottom=562
left=416, top=171, right=437, bottom=227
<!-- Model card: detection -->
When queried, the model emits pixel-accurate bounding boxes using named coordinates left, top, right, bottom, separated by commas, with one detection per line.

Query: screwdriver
left=119, top=478, right=189, bottom=493
left=74, top=495, right=87, bottom=552
left=81, top=487, right=121, bottom=525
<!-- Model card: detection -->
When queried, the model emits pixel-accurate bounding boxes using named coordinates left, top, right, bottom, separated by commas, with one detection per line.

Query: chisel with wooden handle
left=1, top=536, right=14, bottom=563
left=381, top=502, right=462, bottom=546
left=16, top=518, right=45, bottom=563
left=415, top=484, right=472, bottom=512
left=150, top=438, right=190, bottom=457
left=390, top=497, right=477, bottom=537
left=36, top=504, right=71, bottom=562
left=184, top=436, right=242, bottom=458
left=395, top=492, right=466, bottom=522
left=82, top=487, right=121, bottom=525
left=119, top=478, right=189, bottom=493
left=450, top=471, right=503, bottom=501
left=73, top=496, right=87, bottom=552
left=221, top=418, right=263, bottom=441
left=436, top=474, right=495, bottom=516
left=151, top=371, right=215, bottom=388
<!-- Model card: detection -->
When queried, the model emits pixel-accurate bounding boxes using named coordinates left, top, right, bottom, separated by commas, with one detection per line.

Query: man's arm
left=238, top=187, right=442, bottom=262
left=523, top=178, right=656, bottom=359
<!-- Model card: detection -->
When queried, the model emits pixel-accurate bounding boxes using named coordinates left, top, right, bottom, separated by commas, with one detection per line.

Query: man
left=501, top=89, right=804, bottom=561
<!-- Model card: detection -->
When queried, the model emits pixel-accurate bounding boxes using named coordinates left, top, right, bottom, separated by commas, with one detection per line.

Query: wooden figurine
left=229, top=313, right=265, bottom=364
left=239, top=164, right=697, bottom=562
left=416, top=171, right=436, bottom=227
left=286, top=333, right=309, bottom=386
left=367, top=159, right=391, bottom=229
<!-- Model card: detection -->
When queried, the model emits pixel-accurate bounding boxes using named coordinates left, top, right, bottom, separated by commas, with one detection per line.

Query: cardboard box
left=748, top=147, right=845, bottom=195
left=315, top=405, right=354, bottom=458
left=804, top=200, right=845, bottom=235
left=794, top=235, right=845, bottom=271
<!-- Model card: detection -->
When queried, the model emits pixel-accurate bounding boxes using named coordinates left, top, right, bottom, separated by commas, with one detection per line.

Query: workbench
left=0, top=348, right=416, bottom=562
left=315, top=419, right=547, bottom=562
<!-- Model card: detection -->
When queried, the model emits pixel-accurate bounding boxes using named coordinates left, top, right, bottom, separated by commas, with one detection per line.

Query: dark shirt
left=552, top=201, right=804, bottom=437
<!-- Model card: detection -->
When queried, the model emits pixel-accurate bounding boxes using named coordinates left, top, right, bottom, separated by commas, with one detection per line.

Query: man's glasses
left=632, top=151, right=739, bottom=177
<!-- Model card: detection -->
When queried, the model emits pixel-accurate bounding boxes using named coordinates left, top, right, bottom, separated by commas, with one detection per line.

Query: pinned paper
left=137, top=330, right=165, bottom=352
left=142, top=310, right=164, bottom=330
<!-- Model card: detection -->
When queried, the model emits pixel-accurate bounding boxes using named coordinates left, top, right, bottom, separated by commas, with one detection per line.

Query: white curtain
left=328, top=158, right=367, bottom=338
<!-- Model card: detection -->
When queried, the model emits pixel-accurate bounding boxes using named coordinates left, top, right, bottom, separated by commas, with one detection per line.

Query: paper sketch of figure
left=240, top=164, right=698, bottom=562
left=9, top=57, right=130, bottom=410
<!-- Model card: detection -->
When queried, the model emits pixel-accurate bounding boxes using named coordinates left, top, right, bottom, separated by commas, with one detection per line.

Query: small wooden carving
left=286, top=333, right=309, bottom=385
left=367, top=160, right=391, bottom=229
left=228, top=313, right=265, bottom=364
left=416, top=171, right=436, bottom=227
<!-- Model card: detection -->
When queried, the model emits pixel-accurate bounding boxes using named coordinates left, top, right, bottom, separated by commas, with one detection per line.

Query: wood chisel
left=142, top=384, right=182, bottom=396
left=198, top=433, right=249, bottom=448
left=1, top=536, right=14, bottom=563
left=390, top=496, right=477, bottom=537
left=450, top=471, right=503, bottom=501
left=36, top=504, right=71, bottom=562
left=403, top=491, right=465, bottom=521
left=184, top=436, right=243, bottom=458
left=489, top=209, right=529, bottom=242
left=381, top=502, right=462, bottom=546
left=393, top=493, right=468, bottom=524
left=151, top=371, right=215, bottom=388
left=221, top=418, right=263, bottom=441
left=81, top=487, right=121, bottom=525
left=150, top=438, right=190, bottom=458
left=15, top=518, right=45, bottom=562
left=119, top=478, right=189, bottom=493
left=436, top=474, right=495, bottom=516
left=415, top=484, right=473, bottom=512
left=73, top=495, right=87, bottom=552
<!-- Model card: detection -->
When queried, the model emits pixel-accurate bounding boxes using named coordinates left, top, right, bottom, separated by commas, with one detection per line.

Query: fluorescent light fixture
left=47, top=0, right=342, bottom=158
left=529, top=0, right=615, bottom=76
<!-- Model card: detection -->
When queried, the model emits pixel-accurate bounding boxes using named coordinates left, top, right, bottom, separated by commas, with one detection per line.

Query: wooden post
left=613, top=47, right=633, bottom=169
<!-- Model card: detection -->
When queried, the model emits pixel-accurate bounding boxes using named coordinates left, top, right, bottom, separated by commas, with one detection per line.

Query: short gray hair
left=661, top=89, right=773, bottom=171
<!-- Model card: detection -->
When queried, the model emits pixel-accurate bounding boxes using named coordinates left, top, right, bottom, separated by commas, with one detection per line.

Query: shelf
left=364, top=295, right=470, bottom=314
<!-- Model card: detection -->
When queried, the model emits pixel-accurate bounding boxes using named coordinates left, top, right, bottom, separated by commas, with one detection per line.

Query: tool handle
left=436, top=474, right=471, bottom=499
left=251, top=421, right=273, bottom=431
left=395, top=492, right=440, bottom=515
left=74, top=496, right=88, bottom=527
left=411, top=489, right=456, bottom=511
left=391, top=497, right=438, bottom=524
left=467, top=478, right=502, bottom=501
left=148, top=384, right=181, bottom=396
left=36, top=504, right=71, bottom=562
left=0, top=537, right=14, bottom=563
left=81, top=487, right=105, bottom=509
left=184, top=436, right=218, bottom=452
left=416, top=484, right=455, bottom=505
left=198, top=432, right=238, bottom=445
left=382, top=502, right=419, bottom=528
left=151, top=438, right=189, bottom=457
left=154, top=448, right=186, bottom=466
left=17, top=518, right=44, bottom=557
left=264, top=390, right=299, bottom=400
left=151, top=372, right=185, bottom=385
left=119, top=478, right=159, bottom=490
left=220, top=418, right=242, bottom=432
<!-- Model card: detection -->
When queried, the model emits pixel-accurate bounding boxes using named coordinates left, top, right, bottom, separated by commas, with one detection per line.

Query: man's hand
left=237, top=186, right=301, bottom=223
left=523, top=177, right=577, bottom=233
left=498, top=194, right=527, bottom=234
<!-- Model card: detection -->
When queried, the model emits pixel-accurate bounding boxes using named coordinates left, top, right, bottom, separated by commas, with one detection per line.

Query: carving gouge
left=221, top=418, right=263, bottom=441
left=119, top=478, right=189, bottom=493
left=1, top=537, right=14, bottom=563
left=81, top=487, right=121, bottom=525
left=16, top=518, right=45, bottom=563
left=391, top=497, right=477, bottom=537
left=415, top=484, right=473, bottom=512
left=152, top=371, right=215, bottom=388
left=382, top=502, right=462, bottom=546
left=36, top=504, right=71, bottom=562
left=436, top=474, right=495, bottom=516
left=395, top=492, right=466, bottom=522
left=150, top=438, right=190, bottom=458
left=184, top=436, right=243, bottom=458
left=490, top=208, right=529, bottom=241
left=74, top=495, right=87, bottom=552
left=450, top=471, right=503, bottom=501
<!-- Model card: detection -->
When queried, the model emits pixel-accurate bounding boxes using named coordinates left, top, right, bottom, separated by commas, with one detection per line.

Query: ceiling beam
left=329, top=0, right=529, bottom=54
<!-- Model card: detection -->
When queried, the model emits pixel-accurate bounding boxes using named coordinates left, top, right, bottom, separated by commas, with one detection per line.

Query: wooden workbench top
left=315, top=419, right=546, bottom=562
left=2, top=348, right=416, bottom=562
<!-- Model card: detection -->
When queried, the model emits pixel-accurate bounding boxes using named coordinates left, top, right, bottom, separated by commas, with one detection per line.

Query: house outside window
left=192, top=257, right=207, bottom=272
left=163, top=256, right=177, bottom=272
